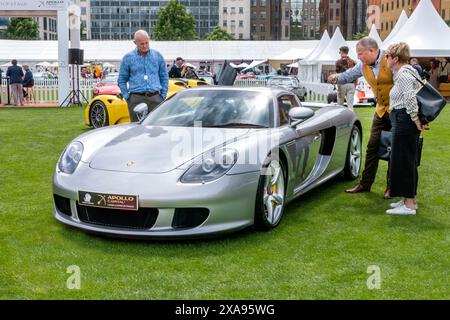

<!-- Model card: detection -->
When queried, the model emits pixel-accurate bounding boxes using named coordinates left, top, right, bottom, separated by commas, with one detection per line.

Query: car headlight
left=180, top=149, right=238, bottom=183
left=58, top=141, right=83, bottom=174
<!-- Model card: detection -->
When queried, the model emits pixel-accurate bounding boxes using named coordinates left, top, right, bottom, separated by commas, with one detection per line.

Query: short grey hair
left=134, top=30, right=150, bottom=41
left=357, top=37, right=379, bottom=50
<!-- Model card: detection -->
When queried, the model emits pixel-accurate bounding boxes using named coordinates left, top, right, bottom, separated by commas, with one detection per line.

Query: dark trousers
left=389, top=109, right=420, bottom=198
left=360, top=112, right=392, bottom=189
left=127, top=93, right=163, bottom=122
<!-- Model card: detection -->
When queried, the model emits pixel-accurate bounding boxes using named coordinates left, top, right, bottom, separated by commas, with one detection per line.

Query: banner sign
left=0, top=0, right=68, bottom=10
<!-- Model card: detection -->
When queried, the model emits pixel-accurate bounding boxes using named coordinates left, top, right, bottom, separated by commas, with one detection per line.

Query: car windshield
left=102, top=74, right=118, bottom=84
left=142, top=89, right=271, bottom=128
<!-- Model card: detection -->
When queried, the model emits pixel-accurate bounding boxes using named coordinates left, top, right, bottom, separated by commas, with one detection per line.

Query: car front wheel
left=89, top=101, right=109, bottom=128
left=344, top=125, right=362, bottom=180
left=255, top=159, right=286, bottom=230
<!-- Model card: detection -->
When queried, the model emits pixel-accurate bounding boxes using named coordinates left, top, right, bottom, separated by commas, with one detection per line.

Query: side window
left=277, top=95, right=299, bottom=126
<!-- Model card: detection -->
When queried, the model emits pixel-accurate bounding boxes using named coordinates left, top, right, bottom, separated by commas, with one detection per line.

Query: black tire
left=254, top=158, right=286, bottom=230
left=343, top=125, right=362, bottom=180
left=89, top=100, right=109, bottom=128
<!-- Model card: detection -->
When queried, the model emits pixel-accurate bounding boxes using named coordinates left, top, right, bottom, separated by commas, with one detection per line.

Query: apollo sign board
left=0, top=0, right=68, bottom=11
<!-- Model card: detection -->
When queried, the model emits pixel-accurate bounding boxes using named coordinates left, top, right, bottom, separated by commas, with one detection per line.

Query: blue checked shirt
left=337, top=50, right=384, bottom=84
left=118, top=48, right=169, bottom=100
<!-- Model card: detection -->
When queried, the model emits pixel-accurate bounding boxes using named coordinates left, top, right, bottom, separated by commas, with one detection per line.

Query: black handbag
left=407, top=70, right=447, bottom=124
left=377, top=130, right=392, bottom=161
left=377, top=130, right=424, bottom=166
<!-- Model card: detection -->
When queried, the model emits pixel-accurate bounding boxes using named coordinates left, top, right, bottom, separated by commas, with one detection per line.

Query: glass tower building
left=90, top=0, right=219, bottom=40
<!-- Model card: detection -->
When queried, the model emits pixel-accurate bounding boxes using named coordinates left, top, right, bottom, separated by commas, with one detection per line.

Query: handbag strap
left=404, top=68, right=425, bottom=87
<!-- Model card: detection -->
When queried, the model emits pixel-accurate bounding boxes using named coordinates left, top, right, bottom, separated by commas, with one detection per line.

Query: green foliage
left=352, top=31, right=369, bottom=40
left=203, top=26, right=234, bottom=40
left=290, top=22, right=303, bottom=40
left=5, top=18, right=39, bottom=40
left=152, top=0, right=197, bottom=40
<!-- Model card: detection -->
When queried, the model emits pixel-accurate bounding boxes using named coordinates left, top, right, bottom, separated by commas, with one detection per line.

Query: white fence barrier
left=1, top=77, right=335, bottom=105
left=302, top=81, right=335, bottom=103
left=1, top=78, right=100, bottom=105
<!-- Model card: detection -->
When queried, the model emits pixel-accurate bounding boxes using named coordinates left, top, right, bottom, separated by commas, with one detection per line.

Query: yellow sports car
left=85, top=79, right=194, bottom=128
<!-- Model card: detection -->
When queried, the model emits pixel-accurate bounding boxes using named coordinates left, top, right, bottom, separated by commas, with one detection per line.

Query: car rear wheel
left=89, top=101, right=109, bottom=128
left=344, top=125, right=362, bottom=180
left=255, top=159, right=286, bottom=230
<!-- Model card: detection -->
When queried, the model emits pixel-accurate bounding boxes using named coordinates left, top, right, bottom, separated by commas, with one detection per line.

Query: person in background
left=385, top=42, right=428, bottom=215
left=169, top=57, right=187, bottom=78
left=22, top=65, right=34, bottom=103
left=118, top=30, right=168, bottom=122
left=328, top=37, right=394, bottom=199
left=0, top=68, right=3, bottom=104
left=409, top=58, right=424, bottom=79
left=6, top=59, right=24, bottom=106
left=429, top=59, right=440, bottom=90
left=335, top=46, right=357, bottom=110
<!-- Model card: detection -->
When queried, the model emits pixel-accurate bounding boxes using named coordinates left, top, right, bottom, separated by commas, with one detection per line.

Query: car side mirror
left=133, top=103, right=149, bottom=122
left=289, top=107, right=314, bottom=127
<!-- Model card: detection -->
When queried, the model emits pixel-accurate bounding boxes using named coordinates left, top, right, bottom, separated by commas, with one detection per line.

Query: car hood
left=89, top=125, right=250, bottom=173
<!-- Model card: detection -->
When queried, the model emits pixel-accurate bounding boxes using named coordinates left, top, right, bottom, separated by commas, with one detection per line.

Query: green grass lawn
left=0, top=105, right=449, bottom=300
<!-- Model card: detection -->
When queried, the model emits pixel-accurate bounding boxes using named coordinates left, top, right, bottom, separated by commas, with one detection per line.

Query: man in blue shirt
left=6, top=59, right=24, bottom=106
left=118, top=30, right=169, bottom=122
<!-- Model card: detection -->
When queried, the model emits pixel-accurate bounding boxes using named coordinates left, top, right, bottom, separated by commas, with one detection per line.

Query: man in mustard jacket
left=328, top=37, right=393, bottom=198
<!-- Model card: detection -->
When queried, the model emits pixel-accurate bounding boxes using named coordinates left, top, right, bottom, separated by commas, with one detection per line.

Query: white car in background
left=354, top=77, right=375, bottom=106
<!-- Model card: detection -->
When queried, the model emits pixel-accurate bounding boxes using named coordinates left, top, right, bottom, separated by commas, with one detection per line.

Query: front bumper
left=53, top=164, right=261, bottom=239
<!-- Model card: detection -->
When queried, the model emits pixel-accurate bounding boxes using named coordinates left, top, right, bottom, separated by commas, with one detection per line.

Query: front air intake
left=172, top=208, right=210, bottom=229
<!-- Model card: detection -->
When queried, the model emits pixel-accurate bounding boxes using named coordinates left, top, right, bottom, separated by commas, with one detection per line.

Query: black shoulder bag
left=377, top=130, right=423, bottom=166
left=406, top=69, right=447, bottom=124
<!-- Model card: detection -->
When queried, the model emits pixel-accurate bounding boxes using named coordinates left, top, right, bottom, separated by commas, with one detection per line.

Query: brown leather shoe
left=345, top=183, right=370, bottom=193
left=383, top=188, right=392, bottom=199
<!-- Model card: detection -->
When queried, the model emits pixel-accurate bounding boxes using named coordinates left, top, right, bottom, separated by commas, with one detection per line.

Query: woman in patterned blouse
left=385, top=42, right=429, bottom=215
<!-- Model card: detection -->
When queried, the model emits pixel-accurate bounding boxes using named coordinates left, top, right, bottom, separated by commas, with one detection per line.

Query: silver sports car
left=53, top=87, right=362, bottom=239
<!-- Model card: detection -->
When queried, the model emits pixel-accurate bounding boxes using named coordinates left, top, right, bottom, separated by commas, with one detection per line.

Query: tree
left=152, top=0, right=197, bottom=40
left=352, top=31, right=368, bottom=40
left=5, top=18, right=39, bottom=40
left=203, top=26, right=234, bottom=40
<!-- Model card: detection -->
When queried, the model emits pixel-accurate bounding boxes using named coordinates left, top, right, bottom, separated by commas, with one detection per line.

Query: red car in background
left=93, top=73, right=120, bottom=96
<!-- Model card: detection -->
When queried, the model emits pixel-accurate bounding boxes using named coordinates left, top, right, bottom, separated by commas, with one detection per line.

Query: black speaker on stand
left=60, top=48, right=89, bottom=107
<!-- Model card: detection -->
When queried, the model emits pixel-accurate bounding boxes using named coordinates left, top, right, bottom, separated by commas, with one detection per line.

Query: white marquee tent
left=0, top=40, right=319, bottom=67
left=382, top=10, right=409, bottom=44
left=268, top=47, right=315, bottom=69
left=298, top=30, right=331, bottom=82
left=301, top=27, right=356, bottom=82
left=300, top=30, right=331, bottom=65
left=382, top=0, right=450, bottom=56
left=312, top=27, right=357, bottom=64
left=368, top=24, right=382, bottom=47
